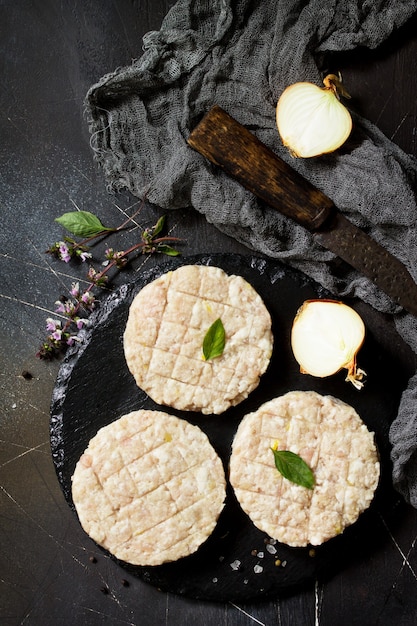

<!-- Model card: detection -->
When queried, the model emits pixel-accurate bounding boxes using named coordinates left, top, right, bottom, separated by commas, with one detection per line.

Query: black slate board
left=50, top=254, right=409, bottom=602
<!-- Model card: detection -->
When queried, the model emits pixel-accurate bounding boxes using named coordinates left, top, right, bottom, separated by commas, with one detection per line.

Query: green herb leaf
left=271, top=449, right=315, bottom=489
left=152, top=215, right=166, bottom=237
left=203, top=318, right=225, bottom=361
left=55, top=211, right=112, bottom=238
left=157, top=244, right=181, bottom=257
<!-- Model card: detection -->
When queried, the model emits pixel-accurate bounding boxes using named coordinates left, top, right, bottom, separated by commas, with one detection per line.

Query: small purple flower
left=64, top=301, right=76, bottom=316
left=87, top=267, right=97, bottom=281
left=70, top=282, right=80, bottom=298
left=51, top=328, right=62, bottom=341
left=46, top=317, right=61, bottom=332
left=55, top=301, right=66, bottom=314
left=78, top=250, right=92, bottom=262
left=81, top=291, right=95, bottom=310
left=66, top=333, right=80, bottom=346
left=66, top=332, right=82, bottom=346
left=76, top=317, right=90, bottom=330
left=58, top=242, right=72, bottom=263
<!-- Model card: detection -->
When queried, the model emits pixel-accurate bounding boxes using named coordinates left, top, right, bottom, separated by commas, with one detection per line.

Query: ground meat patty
left=229, top=391, right=380, bottom=547
left=123, top=265, right=273, bottom=414
left=71, top=410, right=226, bottom=566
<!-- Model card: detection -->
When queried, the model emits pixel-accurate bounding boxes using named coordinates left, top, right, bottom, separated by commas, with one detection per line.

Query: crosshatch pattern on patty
left=123, top=265, right=273, bottom=414
left=71, top=410, right=227, bottom=566
left=229, top=391, right=380, bottom=547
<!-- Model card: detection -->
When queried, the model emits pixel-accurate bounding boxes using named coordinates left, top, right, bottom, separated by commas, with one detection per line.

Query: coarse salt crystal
left=254, top=564, right=263, bottom=574
left=266, top=544, right=277, bottom=555
left=230, top=560, right=241, bottom=571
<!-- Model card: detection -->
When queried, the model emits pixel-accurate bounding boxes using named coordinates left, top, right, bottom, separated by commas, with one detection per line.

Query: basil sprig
left=203, top=318, right=225, bottom=360
left=271, top=449, right=315, bottom=490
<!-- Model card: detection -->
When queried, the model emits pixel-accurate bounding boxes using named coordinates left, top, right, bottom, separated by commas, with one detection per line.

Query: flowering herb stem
left=37, top=209, right=183, bottom=359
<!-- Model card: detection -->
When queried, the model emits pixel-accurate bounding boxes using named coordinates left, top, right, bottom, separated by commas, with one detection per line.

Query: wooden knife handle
left=187, top=105, right=335, bottom=232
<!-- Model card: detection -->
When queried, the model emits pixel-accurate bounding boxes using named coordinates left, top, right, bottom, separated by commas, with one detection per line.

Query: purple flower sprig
left=37, top=212, right=182, bottom=359
left=47, top=238, right=93, bottom=263
left=39, top=283, right=96, bottom=357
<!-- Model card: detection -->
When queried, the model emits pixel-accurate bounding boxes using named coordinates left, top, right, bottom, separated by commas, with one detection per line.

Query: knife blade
left=187, top=105, right=417, bottom=317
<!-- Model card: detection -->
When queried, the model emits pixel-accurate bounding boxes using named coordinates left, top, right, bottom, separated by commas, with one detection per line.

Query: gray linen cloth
left=86, top=0, right=417, bottom=506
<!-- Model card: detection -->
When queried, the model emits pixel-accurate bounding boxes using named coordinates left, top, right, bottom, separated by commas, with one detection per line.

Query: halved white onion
left=276, top=74, right=352, bottom=158
left=291, top=300, right=366, bottom=389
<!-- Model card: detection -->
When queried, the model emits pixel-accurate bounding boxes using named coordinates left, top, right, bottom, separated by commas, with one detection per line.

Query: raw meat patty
left=123, top=265, right=273, bottom=414
left=229, top=391, right=380, bottom=547
left=72, top=409, right=226, bottom=565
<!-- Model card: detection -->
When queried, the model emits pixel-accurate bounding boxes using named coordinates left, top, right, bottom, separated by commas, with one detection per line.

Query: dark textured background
left=1, top=2, right=417, bottom=624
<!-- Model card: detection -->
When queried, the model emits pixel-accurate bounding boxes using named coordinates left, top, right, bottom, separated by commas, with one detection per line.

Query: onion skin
left=291, top=299, right=366, bottom=389
left=276, top=74, right=352, bottom=158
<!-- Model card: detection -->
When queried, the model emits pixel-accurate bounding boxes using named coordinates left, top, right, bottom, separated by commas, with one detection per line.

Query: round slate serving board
left=50, top=254, right=409, bottom=602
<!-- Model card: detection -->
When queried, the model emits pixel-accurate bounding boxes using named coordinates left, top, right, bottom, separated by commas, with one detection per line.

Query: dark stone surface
left=2, top=2, right=417, bottom=624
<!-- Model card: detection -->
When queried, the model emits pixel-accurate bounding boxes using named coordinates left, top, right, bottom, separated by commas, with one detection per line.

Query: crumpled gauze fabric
left=86, top=0, right=417, bottom=506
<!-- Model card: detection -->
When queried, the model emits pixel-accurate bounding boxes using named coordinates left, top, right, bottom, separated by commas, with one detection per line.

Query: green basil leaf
left=157, top=245, right=181, bottom=256
left=152, top=214, right=166, bottom=237
left=55, top=211, right=112, bottom=237
left=271, top=449, right=315, bottom=489
left=203, top=318, right=225, bottom=361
